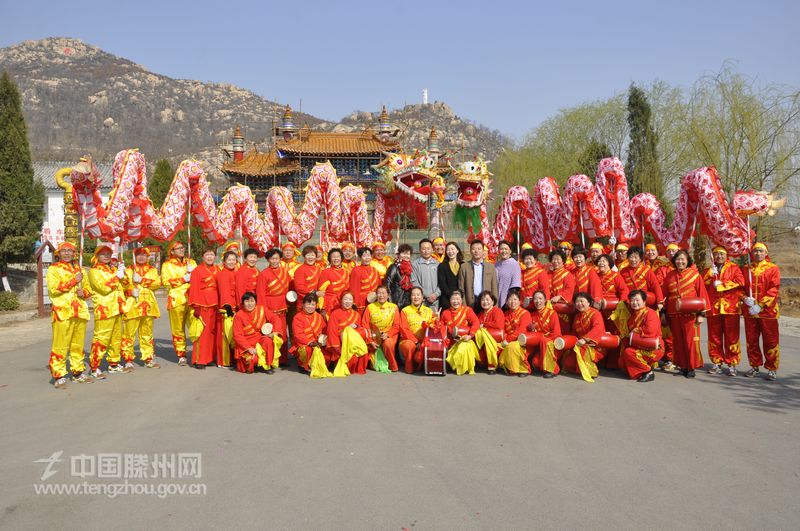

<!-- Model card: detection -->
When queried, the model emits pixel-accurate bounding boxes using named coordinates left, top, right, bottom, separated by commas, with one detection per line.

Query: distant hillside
left=0, top=37, right=510, bottom=172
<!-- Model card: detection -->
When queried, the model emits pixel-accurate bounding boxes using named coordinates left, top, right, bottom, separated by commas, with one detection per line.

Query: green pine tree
left=577, top=139, right=612, bottom=178
left=626, top=84, right=663, bottom=201
left=143, top=158, right=209, bottom=256
left=0, top=71, right=45, bottom=273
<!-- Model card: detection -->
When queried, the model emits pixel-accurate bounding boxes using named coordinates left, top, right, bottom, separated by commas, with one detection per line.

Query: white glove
left=711, top=266, right=719, bottom=276
left=748, top=304, right=761, bottom=316
left=132, top=272, right=142, bottom=283
left=743, top=296, right=755, bottom=307
left=713, top=280, right=722, bottom=288
left=187, top=262, right=195, bottom=273
left=132, top=288, right=140, bottom=298
left=116, top=264, right=125, bottom=279
left=183, top=273, right=191, bottom=282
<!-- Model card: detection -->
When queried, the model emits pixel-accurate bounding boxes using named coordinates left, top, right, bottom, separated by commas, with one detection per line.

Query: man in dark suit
left=457, top=239, right=499, bottom=314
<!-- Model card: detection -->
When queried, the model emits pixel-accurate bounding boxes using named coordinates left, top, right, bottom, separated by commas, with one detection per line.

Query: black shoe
left=266, top=368, right=275, bottom=374
left=543, top=372, right=555, bottom=379
left=488, top=369, right=496, bottom=375
left=517, top=373, right=529, bottom=378
left=194, top=364, right=205, bottom=370
left=675, top=369, right=688, bottom=377
left=637, top=371, right=655, bottom=382
left=686, top=370, right=696, bottom=378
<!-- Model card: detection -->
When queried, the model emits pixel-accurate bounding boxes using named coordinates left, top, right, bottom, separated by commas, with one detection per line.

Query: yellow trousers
left=168, top=304, right=190, bottom=358
left=90, top=315, right=122, bottom=370
left=121, top=317, right=155, bottom=363
left=50, top=317, right=87, bottom=378
left=474, top=328, right=500, bottom=368
left=446, top=339, right=480, bottom=375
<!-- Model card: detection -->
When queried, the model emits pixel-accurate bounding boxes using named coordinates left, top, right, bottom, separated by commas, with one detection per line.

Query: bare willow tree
left=678, top=65, right=800, bottom=238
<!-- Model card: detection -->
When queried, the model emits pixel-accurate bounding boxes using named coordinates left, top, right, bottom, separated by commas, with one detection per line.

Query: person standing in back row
left=457, top=239, right=498, bottom=314
left=411, top=239, right=441, bottom=311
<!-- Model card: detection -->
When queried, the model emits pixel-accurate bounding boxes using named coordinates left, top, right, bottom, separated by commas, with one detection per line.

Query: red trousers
left=529, top=336, right=554, bottom=373
left=598, top=315, right=621, bottom=369
left=744, top=317, right=780, bottom=371
left=560, top=345, right=604, bottom=375
left=192, top=307, right=217, bottom=366
left=668, top=314, right=704, bottom=371
left=707, top=314, right=741, bottom=366
left=236, top=337, right=275, bottom=374
left=376, top=337, right=399, bottom=372
left=620, top=346, right=663, bottom=379
left=400, top=339, right=423, bottom=374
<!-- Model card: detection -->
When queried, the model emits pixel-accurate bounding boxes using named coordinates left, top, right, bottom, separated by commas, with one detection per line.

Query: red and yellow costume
left=620, top=263, right=663, bottom=307
left=293, top=263, right=320, bottom=310
left=188, top=263, right=218, bottom=366
left=560, top=307, right=606, bottom=382
left=521, top=261, right=551, bottom=308
left=370, top=243, right=393, bottom=280
left=340, top=243, right=357, bottom=274
left=619, top=306, right=664, bottom=379
left=291, top=309, right=329, bottom=378
left=160, top=249, right=196, bottom=361
left=597, top=268, right=629, bottom=369
left=742, top=248, right=780, bottom=371
left=235, top=262, right=260, bottom=304
left=319, top=265, right=349, bottom=314
left=549, top=266, right=576, bottom=332
left=573, top=263, right=603, bottom=301
left=703, top=255, right=744, bottom=367
left=439, top=305, right=480, bottom=375
left=662, top=267, right=710, bottom=371
left=88, top=252, right=125, bottom=371
left=497, top=305, right=534, bottom=375
left=349, top=264, right=381, bottom=312
left=215, top=265, right=238, bottom=367
left=256, top=263, right=291, bottom=364
left=326, top=306, right=371, bottom=375
left=121, top=256, right=161, bottom=364
left=47, top=244, right=91, bottom=379
left=475, top=306, right=504, bottom=371
left=398, top=304, right=437, bottom=373
left=432, top=237, right=446, bottom=263
left=362, top=300, right=401, bottom=372
left=232, top=305, right=283, bottom=373
left=530, top=304, right=562, bottom=375
left=280, top=242, right=301, bottom=279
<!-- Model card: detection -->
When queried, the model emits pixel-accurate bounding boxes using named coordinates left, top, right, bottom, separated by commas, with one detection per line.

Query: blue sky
left=2, top=0, right=798, bottom=140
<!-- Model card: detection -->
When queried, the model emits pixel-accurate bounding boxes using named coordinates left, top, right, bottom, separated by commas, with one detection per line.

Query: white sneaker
left=108, top=364, right=124, bottom=373
left=744, top=367, right=759, bottom=378
left=145, top=360, right=161, bottom=369
left=766, top=370, right=777, bottom=381
left=123, top=362, right=135, bottom=372
left=707, top=364, right=723, bottom=375
left=91, top=369, right=106, bottom=380
left=727, top=366, right=737, bottom=377
left=54, top=377, right=68, bottom=389
left=178, top=357, right=187, bottom=367
left=663, top=362, right=676, bottom=373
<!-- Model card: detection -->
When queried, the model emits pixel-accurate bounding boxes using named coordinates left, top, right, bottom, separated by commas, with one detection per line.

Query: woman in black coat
left=437, top=242, right=463, bottom=311
left=385, top=243, right=414, bottom=309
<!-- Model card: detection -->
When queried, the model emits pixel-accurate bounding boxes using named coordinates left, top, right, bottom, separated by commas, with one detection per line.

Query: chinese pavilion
left=221, top=106, right=402, bottom=211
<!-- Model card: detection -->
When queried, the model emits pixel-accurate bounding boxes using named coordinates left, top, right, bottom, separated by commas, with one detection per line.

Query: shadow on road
left=699, top=367, right=800, bottom=413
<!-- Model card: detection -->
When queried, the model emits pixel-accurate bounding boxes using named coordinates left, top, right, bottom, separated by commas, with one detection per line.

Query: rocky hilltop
left=0, top=37, right=510, bottom=170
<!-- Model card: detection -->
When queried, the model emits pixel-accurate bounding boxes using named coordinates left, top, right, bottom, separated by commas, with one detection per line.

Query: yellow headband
left=752, top=242, right=768, bottom=252
left=645, top=243, right=657, bottom=251
left=712, top=246, right=727, bottom=254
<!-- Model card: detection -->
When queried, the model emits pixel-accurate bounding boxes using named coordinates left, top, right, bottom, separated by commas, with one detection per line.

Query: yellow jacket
left=47, top=261, right=90, bottom=322
left=123, top=263, right=161, bottom=319
left=161, top=257, right=196, bottom=309
left=89, top=263, right=126, bottom=320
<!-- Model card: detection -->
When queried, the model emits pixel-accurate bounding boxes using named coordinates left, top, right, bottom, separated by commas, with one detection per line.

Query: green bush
left=0, top=291, right=20, bottom=311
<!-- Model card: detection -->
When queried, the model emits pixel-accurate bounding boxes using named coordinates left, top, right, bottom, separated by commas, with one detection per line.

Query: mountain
left=0, top=37, right=510, bottom=174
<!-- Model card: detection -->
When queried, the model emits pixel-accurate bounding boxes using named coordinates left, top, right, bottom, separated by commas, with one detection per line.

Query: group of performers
left=47, top=234, right=781, bottom=388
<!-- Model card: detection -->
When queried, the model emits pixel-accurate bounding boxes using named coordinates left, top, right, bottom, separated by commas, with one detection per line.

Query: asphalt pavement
left=0, top=314, right=798, bottom=530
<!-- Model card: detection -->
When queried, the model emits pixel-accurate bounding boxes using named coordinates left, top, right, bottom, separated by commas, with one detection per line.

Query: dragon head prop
left=454, top=157, right=492, bottom=208
left=373, top=150, right=442, bottom=203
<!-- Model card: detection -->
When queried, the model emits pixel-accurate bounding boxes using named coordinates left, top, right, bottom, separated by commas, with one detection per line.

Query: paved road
left=0, top=315, right=798, bottom=530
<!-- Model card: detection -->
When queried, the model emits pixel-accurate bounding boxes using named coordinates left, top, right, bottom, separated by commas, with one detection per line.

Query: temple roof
left=275, top=128, right=400, bottom=156
left=221, top=149, right=300, bottom=177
